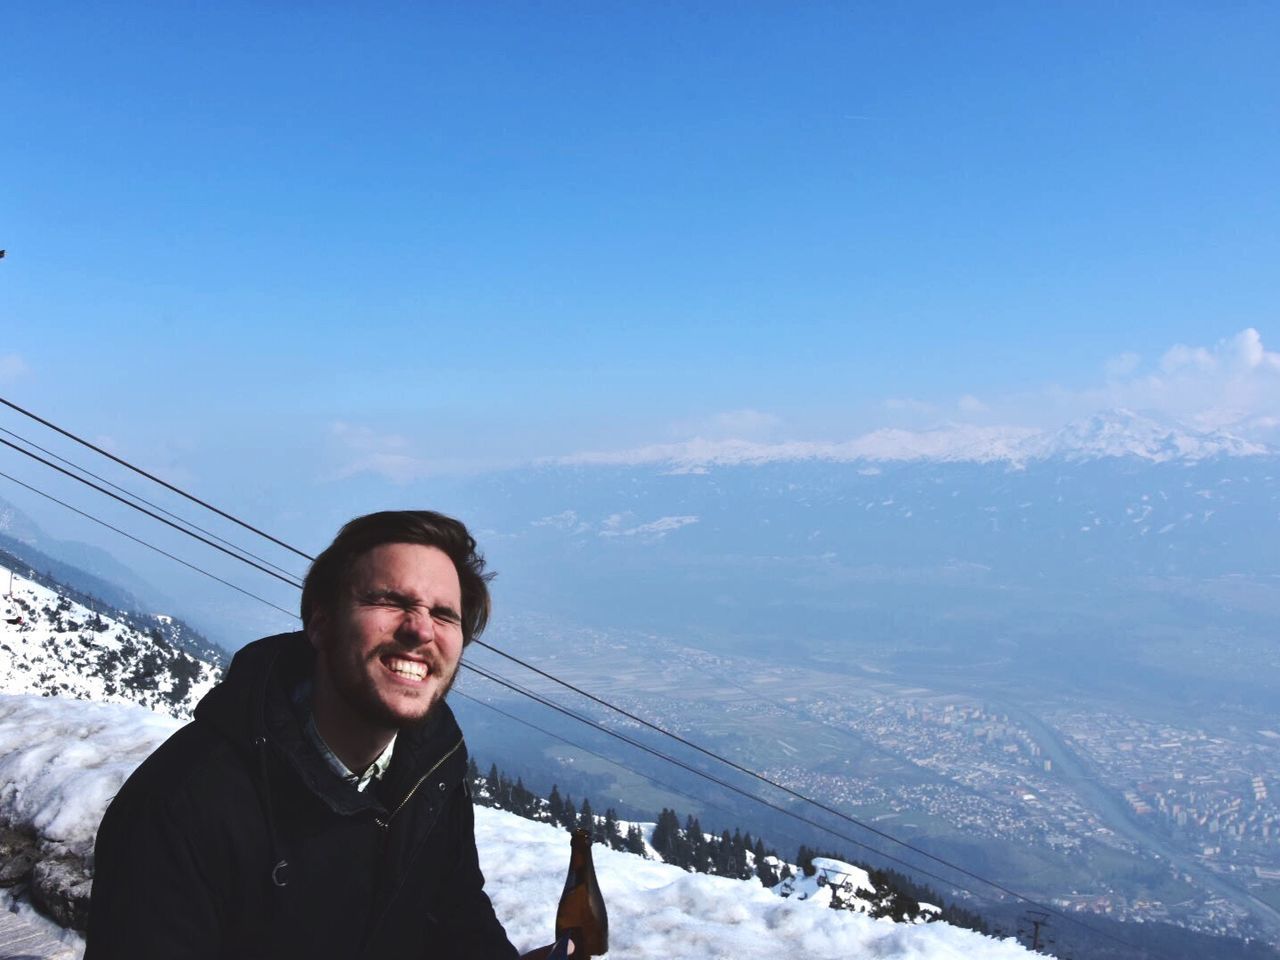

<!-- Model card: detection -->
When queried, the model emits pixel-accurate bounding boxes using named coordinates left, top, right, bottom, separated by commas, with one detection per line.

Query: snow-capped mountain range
left=554, top=409, right=1270, bottom=471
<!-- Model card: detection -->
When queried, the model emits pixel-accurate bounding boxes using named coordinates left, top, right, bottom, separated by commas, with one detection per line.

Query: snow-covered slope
left=0, top=563, right=221, bottom=719
left=0, top=693, right=1034, bottom=959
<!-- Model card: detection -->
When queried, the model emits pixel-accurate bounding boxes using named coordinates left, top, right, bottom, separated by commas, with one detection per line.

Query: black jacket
left=85, top=632, right=519, bottom=960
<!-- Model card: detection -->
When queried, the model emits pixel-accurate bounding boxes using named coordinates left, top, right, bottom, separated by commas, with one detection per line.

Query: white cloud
left=1227, top=327, right=1280, bottom=371
left=599, top=515, right=700, bottom=540
left=326, top=421, right=430, bottom=483
left=1088, top=328, right=1280, bottom=436
left=331, top=421, right=411, bottom=452
left=883, top=397, right=937, bottom=417
left=1104, top=352, right=1141, bottom=378
left=531, top=510, right=591, bottom=534
left=887, top=395, right=989, bottom=422
left=1160, top=343, right=1215, bottom=374
left=0, top=354, right=28, bottom=384
left=672, top=409, right=782, bottom=441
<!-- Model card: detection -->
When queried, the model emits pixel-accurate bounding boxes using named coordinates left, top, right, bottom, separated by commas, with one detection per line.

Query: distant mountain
left=552, top=409, right=1271, bottom=470
left=0, top=494, right=175, bottom=616
left=0, top=556, right=223, bottom=719
left=1024, top=410, right=1267, bottom=463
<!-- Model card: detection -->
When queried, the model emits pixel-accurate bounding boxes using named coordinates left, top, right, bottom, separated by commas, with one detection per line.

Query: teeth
left=386, top=657, right=428, bottom=680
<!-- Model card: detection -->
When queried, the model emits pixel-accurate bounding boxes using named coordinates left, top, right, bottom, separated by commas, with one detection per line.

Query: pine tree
left=560, top=795, right=578, bottom=831
left=512, top=777, right=533, bottom=818
left=548, top=785, right=564, bottom=824
left=577, top=797, right=594, bottom=834
left=624, top=823, right=646, bottom=856
left=716, top=829, right=734, bottom=874
left=652, top=808, right=680, bottom=861
left=603, top=807, right=621, bottom=850
left=797, top=845, right=817, bottom=876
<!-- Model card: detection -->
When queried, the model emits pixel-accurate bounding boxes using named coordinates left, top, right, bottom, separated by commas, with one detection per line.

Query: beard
left=322, top=639, right=460, bottom=731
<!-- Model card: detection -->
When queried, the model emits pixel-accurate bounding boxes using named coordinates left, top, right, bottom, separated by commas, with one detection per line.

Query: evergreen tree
left=559, top=795, right=578, bottom=831
left=796, top=845, right=817, bottom=876
left=577, top=797, right=594, bottom=834
left=512, top=777, right=533, bottom=818
left=603, top=808, right=622, bottom=850
left=716, top=830, right=734, bottom=875
left=756, top=852, right=779, bottom=887
left=548, top=785, right=564, bottom=824
left=652, top=808, right=680, bottom=862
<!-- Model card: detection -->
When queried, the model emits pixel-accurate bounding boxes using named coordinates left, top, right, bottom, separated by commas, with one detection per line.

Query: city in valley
left=463, top=615, right=1280, bottom=945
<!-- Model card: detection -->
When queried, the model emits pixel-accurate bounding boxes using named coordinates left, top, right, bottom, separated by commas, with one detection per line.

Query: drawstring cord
left=253, top=735, right=290, bottom=888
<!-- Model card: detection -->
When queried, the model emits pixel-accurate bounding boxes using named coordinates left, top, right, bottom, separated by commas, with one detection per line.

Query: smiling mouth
left=383, top=655, right=430, bottom=682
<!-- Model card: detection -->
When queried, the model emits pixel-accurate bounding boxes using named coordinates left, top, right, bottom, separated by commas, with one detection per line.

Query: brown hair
left=301, top=510, right=493, bottom=644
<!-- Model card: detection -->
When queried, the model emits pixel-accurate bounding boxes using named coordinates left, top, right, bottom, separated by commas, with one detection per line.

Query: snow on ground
left=0, top=693, right=1033, bottom=959
left=0, top=694, right=179, bottom=859
left=479, top=812, right=1030, bottom=958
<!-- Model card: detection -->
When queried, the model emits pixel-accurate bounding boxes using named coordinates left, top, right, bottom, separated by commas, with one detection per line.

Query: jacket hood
left=194, top=631, right=297, bottom=744
left=193, top=631, right=467, bottom=817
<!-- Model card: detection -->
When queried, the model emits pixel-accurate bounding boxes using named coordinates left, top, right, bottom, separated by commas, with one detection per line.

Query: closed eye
left=360, top=591, right=461, bottom=626
left=430, top=606, right=462, bottom=626
left=360, top=590, right=408, bottom=608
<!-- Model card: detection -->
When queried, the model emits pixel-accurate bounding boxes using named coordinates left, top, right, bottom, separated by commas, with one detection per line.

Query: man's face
left=308, top=543, right=465, bottom=732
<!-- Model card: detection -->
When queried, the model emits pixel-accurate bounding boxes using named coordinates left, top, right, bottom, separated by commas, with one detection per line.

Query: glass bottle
left=555, top=828, right=608, bottom=957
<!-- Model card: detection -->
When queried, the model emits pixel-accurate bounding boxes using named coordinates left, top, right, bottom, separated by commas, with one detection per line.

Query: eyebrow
left=360, top=589, right=461, bottom=622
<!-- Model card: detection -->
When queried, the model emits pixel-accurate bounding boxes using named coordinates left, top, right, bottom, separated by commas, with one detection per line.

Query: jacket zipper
left=359, top=735, right=466, bottom=960
left=374, top=735, right=464, bottom=829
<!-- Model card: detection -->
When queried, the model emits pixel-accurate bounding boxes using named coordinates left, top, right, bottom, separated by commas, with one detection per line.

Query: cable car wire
left=0, top=395, right=312, bottom=561
left=0, top=425, right=303, bottom=583
left=0, top=435, right=303, bottom=589
left=452, top=688, right=814, bottom=857
left=0, top=470, right=299, bottom=619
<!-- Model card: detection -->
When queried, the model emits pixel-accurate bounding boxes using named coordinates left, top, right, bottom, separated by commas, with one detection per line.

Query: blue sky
left=3, top=2, right=1279, bottom=492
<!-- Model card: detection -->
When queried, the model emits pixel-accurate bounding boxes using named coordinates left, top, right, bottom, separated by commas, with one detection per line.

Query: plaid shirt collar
left=295, top=680, right=396, bottom=793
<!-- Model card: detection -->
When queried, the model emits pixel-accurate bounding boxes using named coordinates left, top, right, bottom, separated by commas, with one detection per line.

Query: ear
left=305, top=609, right=328, bottom=651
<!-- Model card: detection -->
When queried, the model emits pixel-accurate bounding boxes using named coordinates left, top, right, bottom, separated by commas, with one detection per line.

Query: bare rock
left=0, top=825, right=38, bottom=885
left=30, top=856, right=92, bottom=933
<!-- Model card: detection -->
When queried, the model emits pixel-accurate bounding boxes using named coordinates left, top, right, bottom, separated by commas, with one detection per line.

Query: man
left=87, top=510, right=558, bottom=959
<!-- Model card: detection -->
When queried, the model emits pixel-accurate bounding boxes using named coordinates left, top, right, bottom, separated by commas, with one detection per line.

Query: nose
left=395, top=607, right=436, bottom=645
